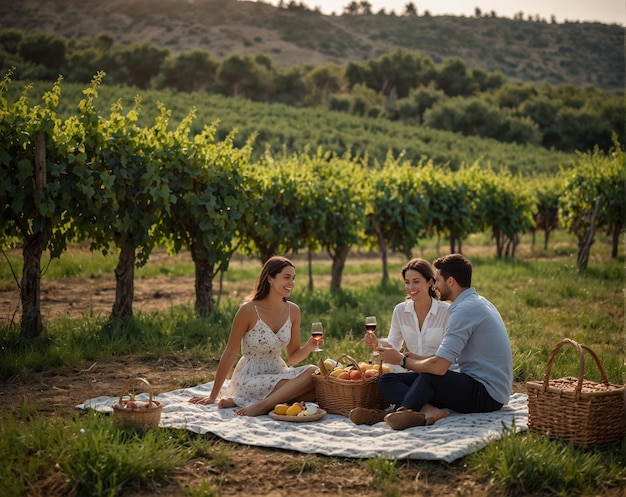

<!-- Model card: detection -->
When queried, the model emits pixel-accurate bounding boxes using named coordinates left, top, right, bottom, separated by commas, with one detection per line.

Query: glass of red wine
left=365, top=316, right=378, bottom=356
left=311, top=322, right=323, bottom=352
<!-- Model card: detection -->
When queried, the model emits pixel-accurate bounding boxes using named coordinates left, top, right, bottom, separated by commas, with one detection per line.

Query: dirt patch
left=0, top=249, right=396, bottom=324
left=0, top=242, right=517, bottom=325
left=0, top=275, right=200, bottom=324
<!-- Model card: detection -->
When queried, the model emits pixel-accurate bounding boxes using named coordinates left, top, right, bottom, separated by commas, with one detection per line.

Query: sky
left=257, top=0, right=624, bottom=25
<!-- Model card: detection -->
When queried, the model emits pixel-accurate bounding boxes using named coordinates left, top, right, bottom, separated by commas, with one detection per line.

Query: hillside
left=1, top=0, right=623, bottom=92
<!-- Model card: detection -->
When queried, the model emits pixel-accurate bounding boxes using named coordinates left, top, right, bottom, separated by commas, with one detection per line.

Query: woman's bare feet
left=217, top=397, right=237, bottom=409
left=235, top=401, right=271, bottom=417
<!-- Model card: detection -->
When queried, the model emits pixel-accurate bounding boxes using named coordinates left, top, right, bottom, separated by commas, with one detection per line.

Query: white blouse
left=379, top=298, right=450, bottom=363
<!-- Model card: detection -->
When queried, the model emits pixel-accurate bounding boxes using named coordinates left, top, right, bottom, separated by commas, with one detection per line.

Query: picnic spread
left=78, top=380, right=529, bottom=462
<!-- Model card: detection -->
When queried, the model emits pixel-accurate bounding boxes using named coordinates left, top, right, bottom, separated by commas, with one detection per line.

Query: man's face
left=434, top=270, right=451, bottom=301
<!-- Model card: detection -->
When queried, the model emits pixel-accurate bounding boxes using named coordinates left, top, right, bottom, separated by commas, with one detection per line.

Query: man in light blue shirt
left=375, top=253, right=513, bottom=430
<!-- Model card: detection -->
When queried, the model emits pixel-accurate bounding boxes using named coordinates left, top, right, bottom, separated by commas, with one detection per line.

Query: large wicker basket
left=526, top=338, right=625, bottom=448
left=313, top=354, right=388, bottom=416
left=112, top=377, right=163, bottom=428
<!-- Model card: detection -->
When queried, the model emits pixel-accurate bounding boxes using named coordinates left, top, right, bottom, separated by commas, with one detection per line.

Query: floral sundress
left=222, top=303, right=311, bottom=407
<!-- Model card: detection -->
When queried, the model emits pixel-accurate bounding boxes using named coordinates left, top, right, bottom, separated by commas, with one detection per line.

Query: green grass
left=0, top=230, right=624, bottom=496
left=183, top=481, right=221, bottom=497
left=365, top=457, right=402, bottom=489
left=0, top=405, right=216, bottom=497
left=468, top=424, right=626, bottom=496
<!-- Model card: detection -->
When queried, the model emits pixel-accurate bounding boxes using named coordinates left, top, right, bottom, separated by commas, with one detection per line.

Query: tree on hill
left=156, top=49, right=218, bottom=93
left=404, top=3, right=417, bottom=16
left=359, top=1, right=372, bottom=15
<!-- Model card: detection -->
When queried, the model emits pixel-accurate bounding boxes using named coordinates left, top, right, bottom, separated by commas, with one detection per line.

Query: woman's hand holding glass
left=365, top=316, right=378, bottom=356
left=364, top=330, right=379, bottom=351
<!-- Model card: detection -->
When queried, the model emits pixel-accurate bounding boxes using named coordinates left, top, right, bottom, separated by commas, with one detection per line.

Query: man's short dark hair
left=433, top=254, right=472, bottom=288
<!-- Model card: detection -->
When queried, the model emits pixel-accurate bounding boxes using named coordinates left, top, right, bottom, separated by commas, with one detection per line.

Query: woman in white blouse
left=365, top=258, right=452, bottom=372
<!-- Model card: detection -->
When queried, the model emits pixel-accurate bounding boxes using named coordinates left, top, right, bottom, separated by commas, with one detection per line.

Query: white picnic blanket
left=77, top=381, right=528, bottom=463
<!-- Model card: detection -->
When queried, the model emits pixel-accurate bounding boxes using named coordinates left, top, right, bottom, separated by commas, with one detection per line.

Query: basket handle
left=541, top=338, right=610, bottom=396
left=336, top=354, right=360, bottom=373
left=118, top=377, right=154, bottom=404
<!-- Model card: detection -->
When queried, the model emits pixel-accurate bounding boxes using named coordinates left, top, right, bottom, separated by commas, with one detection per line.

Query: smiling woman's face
left=404, top=268, right=431, bottom=302
left=269, top=266, right=296, bottom=298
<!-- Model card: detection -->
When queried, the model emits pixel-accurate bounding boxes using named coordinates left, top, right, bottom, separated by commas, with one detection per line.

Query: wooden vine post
left=20, top=130, right=47, bottom=338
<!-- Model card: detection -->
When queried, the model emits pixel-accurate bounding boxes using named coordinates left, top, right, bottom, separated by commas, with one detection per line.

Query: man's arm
left=377, top=345, right=451, bottom=375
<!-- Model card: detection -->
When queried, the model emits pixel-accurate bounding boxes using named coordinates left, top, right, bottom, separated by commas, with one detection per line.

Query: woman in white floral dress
left=189, top=256, right=320, bottom=416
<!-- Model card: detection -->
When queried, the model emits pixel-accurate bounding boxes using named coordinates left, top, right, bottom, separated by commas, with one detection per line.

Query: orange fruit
left=338, top=371, right=351, bottom=380
left=274, top=403, right=289, bottom=415
left=285, top=403, right=303, bottom=416
left=349, top=370, right=362, bottom=380
left=364, top=368, right=379, bottom=378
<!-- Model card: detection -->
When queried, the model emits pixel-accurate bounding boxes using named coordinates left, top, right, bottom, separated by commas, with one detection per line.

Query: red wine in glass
left=311, top=322, right=323, bottom=352
left=365, top=316, right=377, bottom=334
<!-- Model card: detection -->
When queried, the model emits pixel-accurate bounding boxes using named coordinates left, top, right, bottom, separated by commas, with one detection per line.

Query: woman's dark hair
left=401, top=258, right=438, bottom=299
left=247, top=256, right=295, bottom=301
left=433, top=254, right=472, bottom=288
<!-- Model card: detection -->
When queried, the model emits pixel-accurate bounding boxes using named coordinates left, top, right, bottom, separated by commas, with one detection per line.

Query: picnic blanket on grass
left=77, top=381, right=528, bottom=463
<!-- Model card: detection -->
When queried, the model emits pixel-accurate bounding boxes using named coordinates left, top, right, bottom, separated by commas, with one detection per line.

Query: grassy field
left=0, top=230, right=624, bottom=496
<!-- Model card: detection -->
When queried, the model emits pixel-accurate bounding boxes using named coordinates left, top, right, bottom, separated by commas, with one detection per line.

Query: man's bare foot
left=419, top=403, right=449, bottom=424
left=217, top=398, right=237, bottom=408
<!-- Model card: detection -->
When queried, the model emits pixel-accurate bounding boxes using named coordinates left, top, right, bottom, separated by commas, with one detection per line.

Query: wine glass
left=311, top=322, right=323, bottom=352
left=365, top=316, right=378, bottom=356
left=365, top=316, right=377, bottom=334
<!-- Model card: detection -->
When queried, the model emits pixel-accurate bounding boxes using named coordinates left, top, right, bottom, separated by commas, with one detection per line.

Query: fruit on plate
left=303, top=402, right=319, bottom=415
left=273, top=402, right=318, bottom=416
left=285, top=403, right=304, bottom=416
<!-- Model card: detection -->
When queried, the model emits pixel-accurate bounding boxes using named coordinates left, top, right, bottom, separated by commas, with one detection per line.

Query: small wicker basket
left=313, top=354, right=388, bottom=416
left=526, top=338, right=625, bottom=448
left=112, top=377, right=163, bottom=428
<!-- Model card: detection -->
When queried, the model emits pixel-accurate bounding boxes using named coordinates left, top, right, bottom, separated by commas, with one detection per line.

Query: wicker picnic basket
left=526, top=338, right=625, bottom=448
left=112, top=377, right=163, bottom=428
left=312, top=354, right=388, bottom=416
